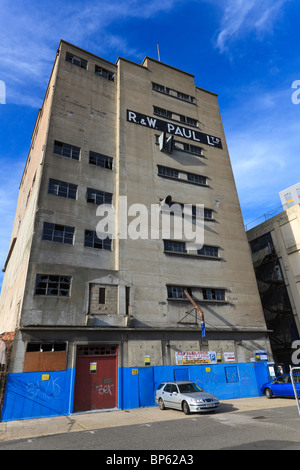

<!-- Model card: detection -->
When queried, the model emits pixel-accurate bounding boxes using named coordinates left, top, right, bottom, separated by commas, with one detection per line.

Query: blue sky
left=0, top=0, right=299, bottom=289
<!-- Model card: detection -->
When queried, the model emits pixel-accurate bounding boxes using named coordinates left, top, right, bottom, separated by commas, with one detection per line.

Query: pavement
left=0, top=396, right=297, bottom=443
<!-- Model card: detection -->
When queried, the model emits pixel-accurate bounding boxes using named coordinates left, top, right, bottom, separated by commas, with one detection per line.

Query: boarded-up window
left=23, top=343, right=67, bottom=372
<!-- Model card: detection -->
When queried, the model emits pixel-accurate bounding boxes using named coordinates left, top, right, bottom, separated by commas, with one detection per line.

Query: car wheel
left=265, top=388, right=273, bottom=399
left=182, top=401, right=190, bottom=415
left=158, top=398, right=165, bottom=410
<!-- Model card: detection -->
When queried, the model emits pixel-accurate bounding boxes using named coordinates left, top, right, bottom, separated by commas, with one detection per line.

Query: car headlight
left=191, top=399, right=204, bottom=403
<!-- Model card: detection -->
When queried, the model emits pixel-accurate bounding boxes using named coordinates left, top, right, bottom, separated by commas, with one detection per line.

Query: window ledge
left=164, top=250, right=222, bottom=260
left=157, top=173, right=209, bottom=188
left=167, top=298, right=227, bottom=304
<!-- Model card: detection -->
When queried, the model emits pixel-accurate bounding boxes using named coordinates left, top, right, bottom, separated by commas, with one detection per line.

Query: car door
left=271, top=376, right=289, bottom=396
left=162, top=384, right=181, bottom=409
left=169, top=384, right=181, bottom=409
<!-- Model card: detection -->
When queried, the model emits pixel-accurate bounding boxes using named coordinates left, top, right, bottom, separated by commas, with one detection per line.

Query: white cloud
left=0, top=0, right=185, bottom=106
left=215, top=0, right=290, bottom=52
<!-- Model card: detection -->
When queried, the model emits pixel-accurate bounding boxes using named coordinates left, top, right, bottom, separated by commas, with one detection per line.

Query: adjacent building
left=247, top=203, right=300, bottom=366
left=0, top=40, right=272, bottom=421
left=279, top=182, right=300, bottom=210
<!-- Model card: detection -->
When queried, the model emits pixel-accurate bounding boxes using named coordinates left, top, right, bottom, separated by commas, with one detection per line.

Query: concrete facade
left=0, top=41, right=272, bottom=421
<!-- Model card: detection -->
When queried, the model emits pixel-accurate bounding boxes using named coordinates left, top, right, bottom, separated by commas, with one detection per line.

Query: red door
left=73, top=345, right=118, bottom=413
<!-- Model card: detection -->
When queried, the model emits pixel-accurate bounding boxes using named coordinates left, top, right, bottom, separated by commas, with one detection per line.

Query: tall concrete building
left=0, top=41, right=272, bottom=421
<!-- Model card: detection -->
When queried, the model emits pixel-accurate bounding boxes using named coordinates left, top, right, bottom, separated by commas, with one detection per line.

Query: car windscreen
left=178, top=383, right=203, bottom=393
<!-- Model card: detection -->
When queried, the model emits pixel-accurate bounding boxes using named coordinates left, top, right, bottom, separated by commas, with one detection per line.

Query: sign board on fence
left=175, top=351, right=217, bottom=365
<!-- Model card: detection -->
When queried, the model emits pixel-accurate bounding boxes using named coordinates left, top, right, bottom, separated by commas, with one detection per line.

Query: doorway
left=73, top=345, right=118, bottom=412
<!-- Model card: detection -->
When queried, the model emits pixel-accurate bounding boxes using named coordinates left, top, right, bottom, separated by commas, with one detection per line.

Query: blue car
left=261, top=374, right=300, bottom=399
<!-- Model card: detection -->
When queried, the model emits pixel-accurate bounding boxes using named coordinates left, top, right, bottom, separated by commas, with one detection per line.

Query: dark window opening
left=66, top=51, right=87, bottom=69
left=48, top=178, right=77, bottom=200
left=89, top=151, right=113, bottom=169
left=86, top=188, right=112, bottom=205
left=26, top=342, right=67, bottom=352
left=95, top=65, right=115, bottom=81
left=53, top=140, right=80, bottom=160
left=202, top=288, right=225, bottom=301
left=84, top=230, right=112, bottom=250
left=99, top=287, right=106, bottom=304
left=42, top=222, right=75, bottom=244
left=34, top=274, right=71, bottom=297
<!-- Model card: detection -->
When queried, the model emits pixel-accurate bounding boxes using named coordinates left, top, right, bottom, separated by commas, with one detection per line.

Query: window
left=164, top=240, right=187, bottom=253
left=152, top=82, right=166, bottom=93
left=157, top=165, right=207, bottom=187
left=42, top=222, right=74, bottom=244
left=86, top=188, right=112, bottom=205
left=84, top=230, right=112, bottom=250
left=167, top=286, right=192, bottom=299
left=34, top=274, right=71, bottom=297
left=26, top=342, right=67, bottom=352
left=23, top=342, right=67, bottom=372
left=152, top=82, right=194, bottom=103
left=99, top=288, right=106, bottom=304
left=204, top=208, right=214, bottom=220
left=95, top=65, right=115, bottom=81
left=48, top=178, right=77, bottom=200
left=53, top=140, right=80, bottom=160
left=89, top=151, right=113, bottom=169
left=174, top=140, right=203, bottom=156
left=176, top=91, right=193, bottom=102
left=157, top=166, right=179, bottom=179
left=77, top=345, right=117, bottom=356
left=187, top=173, right=207, bottom=185
left=197, top=246, right=219, bottom=257
left=167, top=286, right=226, bottom=302
left=202, top=288, right=225, bottom=301
left=164, top=384, right=178, bottom=393
left=164, top=240, right=219, bottom=258
left=66, top=51, right=87, bottom=69
left=153, top=106, right=197, bottom=127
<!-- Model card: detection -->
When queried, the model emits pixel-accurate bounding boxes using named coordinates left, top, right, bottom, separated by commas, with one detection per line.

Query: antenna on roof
left=157, top=42, right=161, bottom=62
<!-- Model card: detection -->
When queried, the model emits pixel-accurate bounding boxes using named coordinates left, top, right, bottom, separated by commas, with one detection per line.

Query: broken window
left=152, top=82, right=194, bottom=103
left=48, top=178, right=77, bottom=200
left=153, top=106, right=197, bottom=127
left=89, top=151, right=113, bottom=169
left=53, top=140, right=80, bottom=160
left=95, top=65, right=115, bottom=81
left=86, top=188, right=112, bottom=205
left=167, top=286, right=225, bottom=302
left=202, top=288, right=225, bottom=301
left=167, top=286, right=192, bottom=299
left=66, top=51, right=87, bottom=69
left=34, top=274, right=71, bottom=297
left=42, top=222, right=75, bottom=244
left=84, top=230, right=112, bottom=250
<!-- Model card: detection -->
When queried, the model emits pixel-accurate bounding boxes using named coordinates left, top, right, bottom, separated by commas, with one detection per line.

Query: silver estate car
left=155, top=380, right=220, bottom=415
